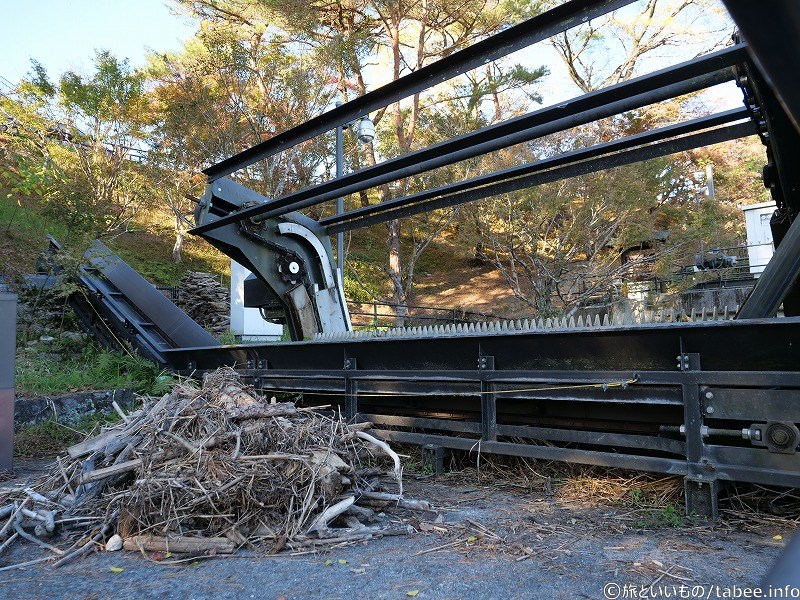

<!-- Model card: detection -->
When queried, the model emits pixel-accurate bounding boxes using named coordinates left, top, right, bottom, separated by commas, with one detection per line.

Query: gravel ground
left=0, top=469, right=793, bottom=600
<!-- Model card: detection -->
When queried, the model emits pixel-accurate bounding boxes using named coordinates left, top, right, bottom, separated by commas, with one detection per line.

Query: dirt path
left=0, top=474, right=792, bottom=600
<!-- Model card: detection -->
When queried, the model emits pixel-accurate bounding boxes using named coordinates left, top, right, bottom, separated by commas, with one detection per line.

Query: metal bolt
left=770, top=428, right=790, bottom=446
left=704, top=391, right=714, bottom=400
left=706, top=406, right=715, bottom=415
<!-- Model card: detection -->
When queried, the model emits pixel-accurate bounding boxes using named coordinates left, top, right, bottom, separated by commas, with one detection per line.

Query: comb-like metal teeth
left=313, top=300, right=744, bottom=344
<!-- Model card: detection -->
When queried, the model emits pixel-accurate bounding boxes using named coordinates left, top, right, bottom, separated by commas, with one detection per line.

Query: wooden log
left=229, top=402, right=297, bottom=421
left=67, top=430, right=124, bottom=458
left=307, top=496, right=355, bottom=533
left=79, top=459, right=142, bottom=484
left=358, top=491, right=432, bottom=511
left=122, top=535, right=235, bottom=554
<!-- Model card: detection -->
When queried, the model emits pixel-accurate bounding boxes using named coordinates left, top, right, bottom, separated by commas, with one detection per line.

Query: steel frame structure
left=163, top=316, right=800, bottom=518
left=65, top=0, right=800, bottom=517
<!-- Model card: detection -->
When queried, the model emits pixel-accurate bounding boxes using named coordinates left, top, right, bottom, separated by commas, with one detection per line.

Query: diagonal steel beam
left=322, top=108, right=751, bottom=230
left=737, top=212, right=800, bottom=319
left=192, top=45, right=747, bottom=236
left=326, top=121, right=756, bottom=232
left=203, top=0, right=638, bottom=181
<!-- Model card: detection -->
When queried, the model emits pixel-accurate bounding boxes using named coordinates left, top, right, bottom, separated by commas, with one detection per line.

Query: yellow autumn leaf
left=773, top=535, right=783, bottom=541
left=325, top=559, right=333, bottom=566
left=407, top=591, right=420, bottom=597
left=109, top=566, right=124, bottom=574
left=338, top=559, right=348, bottom=565
left=467, top=536, right=477, bottom=543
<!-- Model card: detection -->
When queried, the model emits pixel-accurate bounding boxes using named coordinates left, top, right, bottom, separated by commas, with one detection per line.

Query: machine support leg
left=684, top=478, right=719, bottom=520
left=680, top=351, right=718, bottom=519
left=480, top=354, right=496, bottom=442
left=344, top=356, right=357, bottom=421
left=422, top=444, right=447, bottom=476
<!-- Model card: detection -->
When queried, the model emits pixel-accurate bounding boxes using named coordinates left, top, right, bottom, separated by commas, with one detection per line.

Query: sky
left=0, top=0, right=740, bottom=121
left=0, top=0, right=197, bottom=87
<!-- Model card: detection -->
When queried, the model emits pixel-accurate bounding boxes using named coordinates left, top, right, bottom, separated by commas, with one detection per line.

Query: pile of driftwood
left=175, top=272, right=230, bottom=336
left=0, top=368, right=426, bottom=567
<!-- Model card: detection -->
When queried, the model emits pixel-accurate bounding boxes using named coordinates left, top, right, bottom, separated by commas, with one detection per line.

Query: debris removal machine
left=67, top=0, right=800, bottom=518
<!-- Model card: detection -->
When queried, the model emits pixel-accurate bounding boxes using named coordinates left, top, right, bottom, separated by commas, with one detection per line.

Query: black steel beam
left=192, top=45, right=746, bottom=235
left=183, top=367, right=800, bottom=389
left=162, top=317, right=800, bottom=374
left=737, top=210, right=800, bottom=318
left=202, top=0, right=638, bottom=180
left=723, top=0, right=800, bottom=133
left=325, top=115, right=754, bottom=232
left=83, top=241, right=220, bottom=350
left=372, top=429, right=689, bottom=476
left=322, top=108, right=749, bottom=229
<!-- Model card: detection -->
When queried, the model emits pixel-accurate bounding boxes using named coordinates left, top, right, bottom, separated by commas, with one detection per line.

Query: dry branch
left=123, top=535, right=235, bottom=554
left=0, top=368, right=418, bottom=565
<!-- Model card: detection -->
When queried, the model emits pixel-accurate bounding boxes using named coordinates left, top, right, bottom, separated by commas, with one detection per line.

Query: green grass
left=14, top=408, right=126, bottom=458
left=0, top=194, right=70, bottom=242
left=0, top=186, right=228, bottom=287
left=14, top=420, right=82, bottom=458
left=625, top=487, right=688, bottom=529
left=16, top=341, right=176, bottom=396
left=632, top=504, right=687, bottom=529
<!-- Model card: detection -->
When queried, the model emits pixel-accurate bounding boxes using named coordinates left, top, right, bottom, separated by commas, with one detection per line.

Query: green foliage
left=216, top=329, right=237, bottom=345
left=625, top=487, right=686, bottom=529
left=16, top=341, right=174, bottom=396
left=633, top=505, right=686, bottom=529
left=59, top=51, right=147, bottom=129
left=2, top=52, right=154, bottom=240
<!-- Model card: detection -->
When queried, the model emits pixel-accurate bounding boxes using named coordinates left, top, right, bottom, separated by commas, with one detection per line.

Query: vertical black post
left=344, top=356, right=357, bottom=421
left=335, top=102, right=345, bottom=283
left=0, top=292, right=16, bottom=470
left=679, top=348, right=718, bottom=519
left=479, top=354, right=496, bottom=442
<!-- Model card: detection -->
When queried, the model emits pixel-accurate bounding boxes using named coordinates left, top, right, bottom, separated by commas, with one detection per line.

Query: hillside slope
left=0, top=190, right=518, bottom=317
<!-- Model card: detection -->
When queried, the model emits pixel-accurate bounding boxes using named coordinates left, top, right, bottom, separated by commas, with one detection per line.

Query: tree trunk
left=173, top=228, right=184, bottom=263
left=387, top=218, right=406, bottom=327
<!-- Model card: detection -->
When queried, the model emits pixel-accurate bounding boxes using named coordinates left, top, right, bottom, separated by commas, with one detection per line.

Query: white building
left=740, top=201, right=776, bottom=277
left=230, top=261, right=283, bottom=342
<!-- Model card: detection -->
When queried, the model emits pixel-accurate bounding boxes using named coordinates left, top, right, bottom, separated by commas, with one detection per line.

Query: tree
left=468, top=0, right=757, bottom=317
left=1, top=54, right=153, bottom=239
left=144, top=20, right=339, bottom=259
left=551, top=0, right=731, bottom=94
left=176, top=0, right=547, bottom=324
